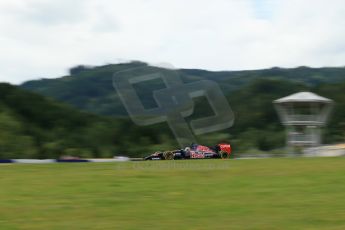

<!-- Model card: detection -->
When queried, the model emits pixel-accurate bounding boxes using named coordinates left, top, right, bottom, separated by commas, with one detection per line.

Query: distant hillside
left=0, top=83, right=179, bottom=159
left=2, top=75, right=345, bottom=158
left=21, top=62, right=345, bottom=116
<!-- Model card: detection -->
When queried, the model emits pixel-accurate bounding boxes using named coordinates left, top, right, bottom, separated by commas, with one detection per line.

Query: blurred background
left=0, top=0, right=345, bottom=159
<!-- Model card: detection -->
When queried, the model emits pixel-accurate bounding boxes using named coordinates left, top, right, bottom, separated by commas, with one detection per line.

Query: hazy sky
left=0, top=0, right=345, bottom=84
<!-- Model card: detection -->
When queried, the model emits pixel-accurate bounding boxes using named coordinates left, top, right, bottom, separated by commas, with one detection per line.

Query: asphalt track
left=1, top=154, right=343, bottom=164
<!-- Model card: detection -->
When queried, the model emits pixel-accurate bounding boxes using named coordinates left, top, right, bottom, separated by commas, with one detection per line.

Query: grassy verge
left=1, top=158, right=345, bottom=229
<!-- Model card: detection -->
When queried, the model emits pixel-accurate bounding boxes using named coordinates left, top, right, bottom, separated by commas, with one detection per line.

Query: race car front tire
left=220, top=151, right=229, bottom=159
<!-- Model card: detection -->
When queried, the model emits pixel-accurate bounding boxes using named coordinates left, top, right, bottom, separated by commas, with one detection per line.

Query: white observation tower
left=273, top=92, right=333, bottom=153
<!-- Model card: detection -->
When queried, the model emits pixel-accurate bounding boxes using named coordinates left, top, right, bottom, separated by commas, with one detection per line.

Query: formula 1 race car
left=144, top=143, right=232, bottom=160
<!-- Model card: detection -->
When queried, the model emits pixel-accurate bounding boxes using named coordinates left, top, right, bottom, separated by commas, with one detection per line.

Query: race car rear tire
left=220, top=151, right=229, bottom=159
left=163, top=151, right=174, bottom=160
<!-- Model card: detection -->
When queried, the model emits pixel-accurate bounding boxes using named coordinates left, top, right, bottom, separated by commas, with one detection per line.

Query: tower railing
left=283, top=115, right=324, bottom=125
left=288, top=133, right=318, bottom=145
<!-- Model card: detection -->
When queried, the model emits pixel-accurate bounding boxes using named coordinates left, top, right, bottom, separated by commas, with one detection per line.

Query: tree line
left=1, top=77, right=344, bottom=159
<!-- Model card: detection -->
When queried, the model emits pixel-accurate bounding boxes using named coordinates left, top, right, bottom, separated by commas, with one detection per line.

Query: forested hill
left=0, top=83, right=112, bottom=159
left=0, top=83, right=173, bottom=159
left=21, top=62, right=345, bottom=116
left=2, top=76, right=345, bottom=159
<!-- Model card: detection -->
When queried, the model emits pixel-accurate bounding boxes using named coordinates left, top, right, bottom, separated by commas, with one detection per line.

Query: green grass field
left=1, top=158, right=345, bottom=230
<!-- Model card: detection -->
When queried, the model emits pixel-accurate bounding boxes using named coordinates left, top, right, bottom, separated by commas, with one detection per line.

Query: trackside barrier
left=0, top=159, right=14, bottom=163
left=0, top=158, right=130, bottom=164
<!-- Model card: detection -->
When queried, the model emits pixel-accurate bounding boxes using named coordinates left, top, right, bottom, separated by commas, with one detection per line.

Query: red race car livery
left=144, top=143, right=232, bottom=160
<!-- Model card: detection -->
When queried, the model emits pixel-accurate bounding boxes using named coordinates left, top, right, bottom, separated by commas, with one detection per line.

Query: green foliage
left=21, top=63, right=345, bottom=116
left=1, top=63, right=345, bottom=158
left=0, top=83, right=179, bottom=158
left=0, top=110, right=37, bottom=158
